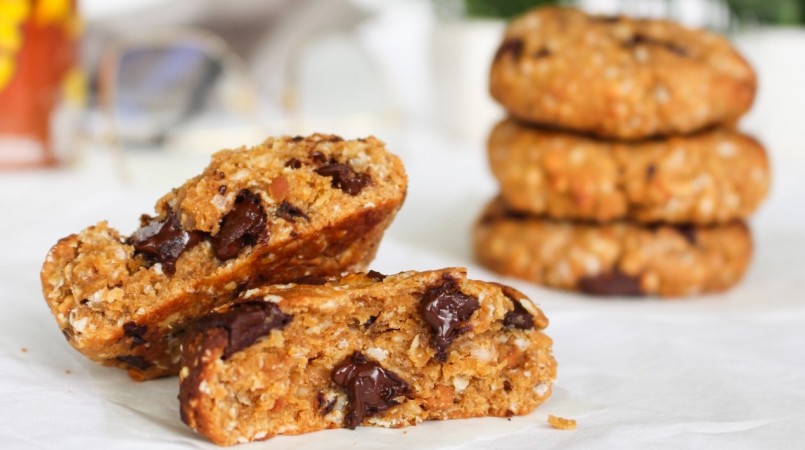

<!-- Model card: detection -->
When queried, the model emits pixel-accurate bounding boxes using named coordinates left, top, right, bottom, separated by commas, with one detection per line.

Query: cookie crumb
left=65, top=369, right=72, bottom=374
left=548, top=415, right=576, bottom=430
left=20, top=347, right=28, bottom=353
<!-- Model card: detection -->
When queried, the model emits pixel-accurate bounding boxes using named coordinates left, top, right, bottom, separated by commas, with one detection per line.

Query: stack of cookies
left=474, top=7, right=770, bottom=297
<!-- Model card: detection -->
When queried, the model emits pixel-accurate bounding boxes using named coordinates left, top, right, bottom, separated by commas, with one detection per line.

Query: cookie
left=473, top=198, right=752, bottom=297
left=489, top=7, right=756, bottom=139
left=179, top=268, right=556, bottom=446
left=489, top=119, right=770, bottom=224
left=41, top=134, right=407, bottom=380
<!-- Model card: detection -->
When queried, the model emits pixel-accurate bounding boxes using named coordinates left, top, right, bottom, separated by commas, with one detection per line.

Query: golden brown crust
left=473, top=198, right=753, bottom=297
left=489, top=7, right=756, bottom=139
left=489, top=119, right=770, bottom=224
left=179, top=268, right=556, bottom=446
left=40, top=134, right=407, bottom=379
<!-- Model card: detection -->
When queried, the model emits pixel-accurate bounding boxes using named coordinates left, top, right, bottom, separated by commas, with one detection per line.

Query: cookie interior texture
left=40, top=134, right=407, bottom=379
left=179, top=268, right=556, bottom=446
left=490, top=7, right=756, bottom=139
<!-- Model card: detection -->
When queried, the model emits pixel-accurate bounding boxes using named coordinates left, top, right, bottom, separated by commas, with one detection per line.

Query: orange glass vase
left=0, top=0, right=78, bottom=168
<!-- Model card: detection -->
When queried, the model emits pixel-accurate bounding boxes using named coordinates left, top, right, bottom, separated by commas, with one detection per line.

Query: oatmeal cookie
left=40, top=134, right=407, bottom=379
left=489, top=119, right=770, bottom=224
left=179, top=268, right=556, bottom=446
left=489, top=7, right=756, bottom=139
left=473, top=198, right=752, bottom=297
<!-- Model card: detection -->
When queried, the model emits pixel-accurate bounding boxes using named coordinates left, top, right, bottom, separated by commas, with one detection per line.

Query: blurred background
left=2, top=0, right=804, bottom=181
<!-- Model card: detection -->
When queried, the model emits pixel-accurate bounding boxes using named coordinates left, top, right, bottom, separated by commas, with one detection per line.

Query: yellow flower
left=0, top=0, right=30, bottom=91
left=0, top=0, right=30, bottom=24
left=0, top=56, right=14, bottom=91
left=0, top=22, right=23, bottom=51
left=34, top=0, right=71, bottom=25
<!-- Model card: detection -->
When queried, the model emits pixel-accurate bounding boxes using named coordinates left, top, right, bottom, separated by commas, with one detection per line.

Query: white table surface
left=2, top=28, right=805, bottom=449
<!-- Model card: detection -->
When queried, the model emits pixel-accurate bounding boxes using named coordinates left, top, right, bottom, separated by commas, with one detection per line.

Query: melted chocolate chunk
left=285, top=158, right=302, bottom=169
left=366, top=270, right=387, bottom=281
left=211, top=190, right=267, bottom=261
left=674, top=225, right=698, bottom=246
left=293, top=274, right=328, bottom=285
left=578, top=270, right=644, bottom=296
left=495, top=38, right=524, bottom=61
left=331, top=351, right=410, bottom=429
left=310, top=151, right=327, bottom=165
left=314, top=163, right=371, bottom=196
left=198, top=301, right=292, bottom=359
left=276, top=200, right=309, bottom=222
left=129, top=211, right=205, bottom=274
left=623, top=33, right=688, bottom=57
left=533, top=48, right=551, bottom=59
left=116, top=355, right=151, bottom=371
left=503, top=380, right=513, bottom=392
left=122, top=322, right=148, bottom=348
left=646, top=164, right=657, bottom=180
left=503, top=299, right=534, bottom=330
left=420, top=276, right=480, bottom=362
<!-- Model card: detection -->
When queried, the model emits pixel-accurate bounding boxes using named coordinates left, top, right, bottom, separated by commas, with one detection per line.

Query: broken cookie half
left=40, top=134, right=407, bottom=379
left=179, top=268, right=556, bottom=446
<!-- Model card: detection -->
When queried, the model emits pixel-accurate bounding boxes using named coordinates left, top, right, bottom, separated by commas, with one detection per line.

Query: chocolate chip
left=533, top=48, right=551, bottom=59
left=79, top=299, right=88, bottom=305
left=420, top=276, right=480, bottom=362
left=578, top=270, right=644, bottom=296
left=317, top=392, right=336, bottom=416
left=505, top=409, right=514, bottom=418
left=623, top=33, right=688, bottom=57
left=591, top=15, right=620, bottom=23
left=293, top=274, right=328, bottom=285
left=366, top=270, right=387, bottom=281
left=503, top=299, right=534, bottom=330
left=314, top=163, right=371, bottom=196
left=123, top=322, right=148, bottom=348
left=331, top=351, right=410, bottom=429
left=495, top=38, right=524, bottom=61
left=285, top=158, right=302, bottom=169
left=674, top=225, right=698, bottom=246
left=503, top=380, right=512, bottom=392
left=291, top=135, right=304, bottom=142
left=276, top=200, right=309, bottom=222
left=646, top=164, right=657, bottom=180
left=197, top=301, right=292, bottom=359
left=363, top=315, right=377, bottom=328
left=211, top=190, right=267, bottom=261
left=116, top=355, right=151, bottom=371
left=129, top=211, right=205, bottom=274
left=310, top=151, right=327, bottom=165
left=218, top=185, right=227, bottom=195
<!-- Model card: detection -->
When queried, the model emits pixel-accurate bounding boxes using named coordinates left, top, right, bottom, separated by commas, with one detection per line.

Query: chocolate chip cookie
left=179, top=268, right=555, bottom=445
left=489, top=7, right=756, bottom=139
left=489, top=119, right=770, bottom=224
left=41, top=134, right=407, bottom=379
left=473, top=198, right=752, bottom=297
